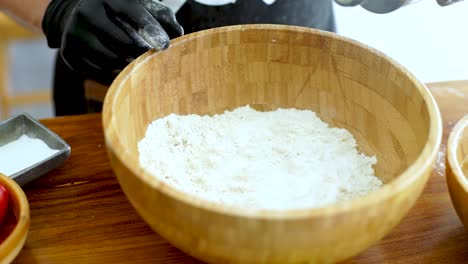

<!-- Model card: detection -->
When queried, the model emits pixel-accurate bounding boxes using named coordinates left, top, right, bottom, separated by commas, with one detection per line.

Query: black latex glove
left=42, top=0, right=184, bottom=84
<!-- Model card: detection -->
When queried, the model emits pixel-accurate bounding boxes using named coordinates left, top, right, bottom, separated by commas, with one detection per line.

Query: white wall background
left=333, top=0, right=468, bottom=83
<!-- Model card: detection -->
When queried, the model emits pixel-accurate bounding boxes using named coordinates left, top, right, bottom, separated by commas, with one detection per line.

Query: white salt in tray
left=0, top=113, right=70, bottom=186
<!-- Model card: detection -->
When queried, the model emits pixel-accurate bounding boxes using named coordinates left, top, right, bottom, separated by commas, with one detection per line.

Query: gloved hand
left=42, top=0, right=184, bottom=84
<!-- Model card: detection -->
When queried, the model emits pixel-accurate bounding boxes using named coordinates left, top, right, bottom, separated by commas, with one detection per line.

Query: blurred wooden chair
left=0, top=12, right=52, bottom=119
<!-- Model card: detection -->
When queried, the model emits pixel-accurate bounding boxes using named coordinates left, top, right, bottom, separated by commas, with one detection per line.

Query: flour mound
left=138, top=106, right=382, bottom=210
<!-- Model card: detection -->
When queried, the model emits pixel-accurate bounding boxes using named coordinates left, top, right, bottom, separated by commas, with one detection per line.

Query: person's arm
left=1, top=0, right=184, bottom=86
left=0, top=0, right=50, bottom=31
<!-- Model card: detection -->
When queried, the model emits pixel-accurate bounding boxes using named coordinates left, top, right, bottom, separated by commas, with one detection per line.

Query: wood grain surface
left=8, top=81, right=468, bottom=263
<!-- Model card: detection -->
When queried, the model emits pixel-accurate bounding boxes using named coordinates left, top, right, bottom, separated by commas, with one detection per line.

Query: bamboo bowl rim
left=0, top=173, right=30, bottom=262
left=103, top=24, right=443, bottom=219
left=447, top=115, right=468, bottom=193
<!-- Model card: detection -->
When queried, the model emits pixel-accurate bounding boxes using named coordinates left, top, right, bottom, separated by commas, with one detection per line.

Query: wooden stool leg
left=0, top=43, right=11, bottom=119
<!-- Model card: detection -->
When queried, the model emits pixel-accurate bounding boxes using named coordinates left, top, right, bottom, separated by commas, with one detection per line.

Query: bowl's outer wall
left=103, top=25, right=442, bottom=263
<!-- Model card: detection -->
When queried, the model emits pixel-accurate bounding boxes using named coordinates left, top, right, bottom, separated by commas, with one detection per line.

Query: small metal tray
left=0, top=113, right=71, bottom=186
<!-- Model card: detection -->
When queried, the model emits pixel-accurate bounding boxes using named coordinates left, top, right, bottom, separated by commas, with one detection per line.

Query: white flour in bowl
left=138, top=106, right=382, bottom=210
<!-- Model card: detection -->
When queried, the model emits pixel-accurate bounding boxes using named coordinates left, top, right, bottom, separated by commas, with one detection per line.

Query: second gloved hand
left=42, top=0, right=184, bottom=84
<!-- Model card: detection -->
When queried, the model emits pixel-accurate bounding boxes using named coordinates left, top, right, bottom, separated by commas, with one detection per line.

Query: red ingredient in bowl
left=0, top=184, right=17, bottom=245
left=0, top=184, right=9, bottom=224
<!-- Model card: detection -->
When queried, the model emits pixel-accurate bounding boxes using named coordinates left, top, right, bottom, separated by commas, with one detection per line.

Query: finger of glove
left=138, top=0, right=184, bottom=38
left=107, top=1, right=171, bottom=50
left=61, top=45, right=103, bottom=81
left=63, top=30, right=130, bottom=70
left=120, top=19, right=170, bottom=51
left=73, top=13, right=153, bottom=61
left=68, top=54, right=116, bottom=85
left=61, top=35, right=123, bottom=83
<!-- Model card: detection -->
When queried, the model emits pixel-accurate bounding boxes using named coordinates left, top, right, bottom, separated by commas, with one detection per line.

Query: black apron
left=53, top=0, right=335, bottom=116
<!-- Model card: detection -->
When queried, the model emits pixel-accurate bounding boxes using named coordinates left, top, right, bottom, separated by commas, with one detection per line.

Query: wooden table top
left=10, top=81, right=468, bottom=263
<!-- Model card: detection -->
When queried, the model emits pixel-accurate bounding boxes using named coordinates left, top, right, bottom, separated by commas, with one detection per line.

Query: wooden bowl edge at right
left=447, top=114, right=468, bottom=227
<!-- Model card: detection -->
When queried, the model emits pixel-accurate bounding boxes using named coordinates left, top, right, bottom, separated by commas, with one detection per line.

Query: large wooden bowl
left=447, top=114, right=468, bottom=227
left=0, top=174, right=29, bottom=263
left=102, top=25, right=442, bottom=263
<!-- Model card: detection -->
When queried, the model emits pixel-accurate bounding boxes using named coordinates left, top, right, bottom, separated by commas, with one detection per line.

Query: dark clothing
left=177, top=0, right=335, bottom=33
left=53, top=0, right=335, bottom=116
left=53, top=53, right=87, bottom=115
